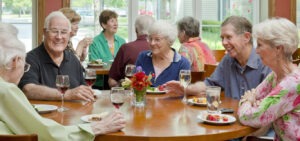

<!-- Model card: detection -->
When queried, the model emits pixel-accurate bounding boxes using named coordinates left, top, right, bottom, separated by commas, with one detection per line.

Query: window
left=71, top=0, right=262, bottom=50
left=1, top=0, right=35, bottom=52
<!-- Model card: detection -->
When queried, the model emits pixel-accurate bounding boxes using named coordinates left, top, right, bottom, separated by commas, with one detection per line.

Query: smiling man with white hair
left=19, top=11, right=95, bottom=102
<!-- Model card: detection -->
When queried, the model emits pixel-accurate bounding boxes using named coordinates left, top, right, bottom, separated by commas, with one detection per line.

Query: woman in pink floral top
left=177, top=16, right=216, bottom=71
left=238, top=17, right=300, bottom=141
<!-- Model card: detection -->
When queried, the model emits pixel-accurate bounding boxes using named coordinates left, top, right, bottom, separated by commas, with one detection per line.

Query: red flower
left=130, top=71, right=152, bottom=91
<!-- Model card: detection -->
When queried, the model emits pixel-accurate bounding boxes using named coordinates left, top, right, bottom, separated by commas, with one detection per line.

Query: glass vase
left=133, top=88, right=146, bottom=107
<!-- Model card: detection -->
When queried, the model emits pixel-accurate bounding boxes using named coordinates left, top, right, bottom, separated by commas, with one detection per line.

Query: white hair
left=44, top=11, right=71, bottom=32
left=0, top=23, right=25, bottom=68
left=148, top=20, right=177, bottom=45
left=135, top=15, right=155, bottom=35
left=253, top=17, right=299, bottom=60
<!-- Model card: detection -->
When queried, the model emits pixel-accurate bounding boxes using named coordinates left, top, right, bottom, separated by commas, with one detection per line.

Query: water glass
left=206, top=86, right=221, bottom=113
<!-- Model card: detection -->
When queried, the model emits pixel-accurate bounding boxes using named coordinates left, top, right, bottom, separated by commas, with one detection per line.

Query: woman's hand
left=76, top=37, right=93, bottom=61
left=240, top=88, right=257, bottom=106
left=91, top=110, right=126, bottom=135
left=163, top=80, right=184, bottom=95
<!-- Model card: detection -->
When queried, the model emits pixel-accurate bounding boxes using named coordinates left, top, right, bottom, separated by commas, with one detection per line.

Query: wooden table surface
left=30, top=91, right=256, bottom=141
left=87, top=64, right=111, bottom=75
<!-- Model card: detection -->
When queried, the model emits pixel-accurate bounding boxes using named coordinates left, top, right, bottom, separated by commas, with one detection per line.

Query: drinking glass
left=179, top=70, right=191, bottom=104
left=56, top=75, right=70, bottom=112
left=84, top=69, right=96, bottom=87
left=206, top=86, right=221, bottom=113
left=110, top=87, right=125, bottom=109
left=125, top=64, right=136, bottom=78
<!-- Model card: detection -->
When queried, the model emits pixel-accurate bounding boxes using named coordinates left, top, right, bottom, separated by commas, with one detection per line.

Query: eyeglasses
left=24, top=63, right=30, bottom=72
left=47, top=29, right=69, bottom=37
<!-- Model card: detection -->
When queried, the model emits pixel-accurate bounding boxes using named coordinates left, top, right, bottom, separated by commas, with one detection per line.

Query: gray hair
left=148, top=20, right=177, bottom=45
left=135, top=15, right=155, bottom=35
left=44, top=11, right=71, bottom=31
left=0, top=23, right=25, bottom=68
left=0, top=23, right=18, bottom=36
left=177, top=16, right=200, bottom=37
left=253, top=17, right=299, bottom=60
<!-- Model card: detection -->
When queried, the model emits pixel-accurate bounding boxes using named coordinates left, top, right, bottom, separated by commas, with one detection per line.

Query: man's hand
left=64, top=85, right=95, bottom=102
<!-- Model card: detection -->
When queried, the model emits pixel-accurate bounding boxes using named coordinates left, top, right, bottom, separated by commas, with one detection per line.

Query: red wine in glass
left=112, top=102, right=124, bottom=109
left=85, top=77, right=96, bottom=86
left=57, top=85, right=69, bottom=94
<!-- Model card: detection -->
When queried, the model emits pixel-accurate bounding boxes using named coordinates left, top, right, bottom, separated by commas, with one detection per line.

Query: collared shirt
left=88, top=31, right=126, bottom=87
left=136, top=49, right=191, bottom=87
left=0, top=77, right=94, bottom=140
left=88, top=31, right=126, bottom=63
left=19, top=43, right=85, bottom=90
left=179, top=37, right=216, bottom=71
left=204, top=48, right=271, bottom=100
left=109, top=35, right=150, bottom=81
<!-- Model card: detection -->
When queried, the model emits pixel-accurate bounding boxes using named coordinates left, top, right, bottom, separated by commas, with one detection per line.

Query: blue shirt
left=204, top=48, right=271, bottom=100
left=136, top=49, right=191, bottom=87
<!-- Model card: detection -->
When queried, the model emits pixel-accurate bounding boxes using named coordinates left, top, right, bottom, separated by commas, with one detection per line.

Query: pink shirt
left=238, top=69, right=300, bottom=141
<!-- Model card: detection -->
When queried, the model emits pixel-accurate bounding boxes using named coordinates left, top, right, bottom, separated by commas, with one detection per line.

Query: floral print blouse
left=238, top=69, right=300, bottom=141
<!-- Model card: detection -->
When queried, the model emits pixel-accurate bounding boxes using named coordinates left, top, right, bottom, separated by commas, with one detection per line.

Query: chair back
left=212, top=50, right=226, bottom=62
left=203, top=64, right=217, bottom=79
left=191, top=71, right=205, bottom=83
left=292, top=48, right=300, bottom=65
left=0, top=134, right=38, bottom=141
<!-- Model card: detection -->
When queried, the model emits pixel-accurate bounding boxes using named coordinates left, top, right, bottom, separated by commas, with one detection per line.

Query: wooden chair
left=191, top=71, right=205, bottom=83
left=246, top=136, right=273, bottom=141
left=211, top=50, right=226, bottom=62
left=203, top=64, right=218, bottom=79
left=292, top=48, right=300, bottom=65
left=0, top=134, right=38, bottom=141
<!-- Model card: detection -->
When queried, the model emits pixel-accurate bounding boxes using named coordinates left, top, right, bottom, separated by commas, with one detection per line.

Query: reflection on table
left=30, top=91, right=257, bottom=141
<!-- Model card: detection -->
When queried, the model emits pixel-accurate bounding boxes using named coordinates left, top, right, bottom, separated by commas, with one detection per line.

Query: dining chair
left=292, top=48, right=300, bottom=65
left=211, top=49, right=226, bottom=62
left=191, top=71, right=205, bottom=83
left=203, top=64, right=218, bottom=79
left=0, top=134, right=38, bottom=141
left=246, top=136, right=273, bottom=141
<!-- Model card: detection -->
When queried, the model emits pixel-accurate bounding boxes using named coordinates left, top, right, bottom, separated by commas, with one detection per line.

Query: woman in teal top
left=0, top=23, right=126, bottom=141
left=89, top=10, right=126, bottom=89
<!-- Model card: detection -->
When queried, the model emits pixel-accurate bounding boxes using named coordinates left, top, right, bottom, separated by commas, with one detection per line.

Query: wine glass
left=125, top=64, right=136, bottom=78
left=179, top=70, right=191, bottom=104
left=84, top=69, right=96, bottom=87
left=56, top=75, right=70, bottom=112
left=110, top=87, right=125, bottom=109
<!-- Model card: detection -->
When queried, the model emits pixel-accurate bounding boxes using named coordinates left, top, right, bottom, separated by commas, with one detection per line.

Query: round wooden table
left=30, top=91, right=256, bottom=141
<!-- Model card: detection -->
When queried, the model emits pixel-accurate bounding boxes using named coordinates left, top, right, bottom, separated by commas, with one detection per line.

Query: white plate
left=187, top=98, right=207, bottom=106
left=146, top=88, right=166, bottom=94
left=197, top=111, right=236, bottom=125
left=81, top=112, right=109, bottom=123
left=93, top=89, right=102, bottom=97
left=33, top=104, right=58, bottom=114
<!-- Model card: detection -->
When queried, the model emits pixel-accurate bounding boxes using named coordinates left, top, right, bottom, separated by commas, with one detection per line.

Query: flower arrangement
left=122, top=66, right=153, bottom=91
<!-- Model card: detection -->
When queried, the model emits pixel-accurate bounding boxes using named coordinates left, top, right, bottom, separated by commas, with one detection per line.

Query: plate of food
left=188, top=97, right=207, bottom=106
left=197, top=111, right=236, bottom=125
left=33, top=104, right=58, bottom=114
left=146, top=86, right=166, bottom=94
left=88, top=59, right=104, bottom=67
left=80, top=112, right=109, bottom=123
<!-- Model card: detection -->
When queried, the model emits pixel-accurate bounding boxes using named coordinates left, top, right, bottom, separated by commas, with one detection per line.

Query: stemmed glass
left=179, top=70, right=191, bottom=104
left=84, top=69, right=96, bottom=87
left=125, top=64, right=136, bottom=78
left=110, top=87, right=125, bottom=109
left=56, top=75, right=70, bottom=112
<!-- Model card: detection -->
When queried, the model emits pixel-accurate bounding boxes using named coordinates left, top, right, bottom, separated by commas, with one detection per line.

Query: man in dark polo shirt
left=108, top=15, right=155, bottom=87
left=19, top=11, right=94, bottom=102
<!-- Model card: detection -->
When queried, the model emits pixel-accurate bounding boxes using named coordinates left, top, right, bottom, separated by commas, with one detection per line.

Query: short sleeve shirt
left=19, top=43, right=85, bottom=89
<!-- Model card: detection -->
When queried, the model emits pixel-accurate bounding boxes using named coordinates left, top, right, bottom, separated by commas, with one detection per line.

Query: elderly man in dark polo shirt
left=19, top=11, right=95, bottom=102
left=108, top=15, right=155, bottom=87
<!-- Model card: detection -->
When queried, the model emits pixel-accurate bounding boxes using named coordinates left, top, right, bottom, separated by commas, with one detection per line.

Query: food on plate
left=192, top=97, right=207, bottom=104
left=158, top=85, right=165, bottom=91
left=206, top=114, right=229, bottom=122
left=148, top=85, right=165, bottom=92
left=89, top=59, right=103, bottom=65
left=88, top=115, right=102, bottom=121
